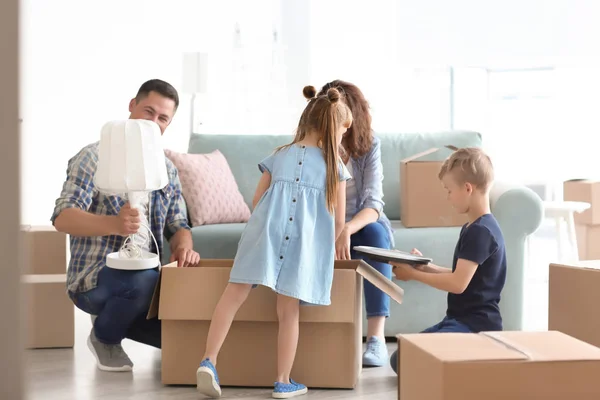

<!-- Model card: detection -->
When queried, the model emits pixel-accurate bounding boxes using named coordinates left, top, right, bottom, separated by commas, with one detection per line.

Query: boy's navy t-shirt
left=446, top=213, right=506, bottom=332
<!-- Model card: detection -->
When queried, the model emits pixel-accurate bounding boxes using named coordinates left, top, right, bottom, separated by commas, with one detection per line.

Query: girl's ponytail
left=322, top=88, right=343, bottom=214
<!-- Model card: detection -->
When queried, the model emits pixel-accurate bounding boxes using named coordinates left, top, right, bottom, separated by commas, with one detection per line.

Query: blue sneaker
left=272, top=379, right=307, bottom=399
left=196, top=358, right=221, bottom=398
left=362, top=336, right=388, bottom=367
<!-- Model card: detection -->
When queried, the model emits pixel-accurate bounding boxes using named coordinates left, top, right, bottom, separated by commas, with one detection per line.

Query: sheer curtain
left=306, top=0, right=600, bottom=188
left=194, top=0, right=295, bottom=135
left=190, top=0, right=600, bottom=188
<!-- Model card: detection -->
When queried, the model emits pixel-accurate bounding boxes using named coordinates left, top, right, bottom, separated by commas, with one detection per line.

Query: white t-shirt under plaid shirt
left=51, top=142, right=191, bottom=295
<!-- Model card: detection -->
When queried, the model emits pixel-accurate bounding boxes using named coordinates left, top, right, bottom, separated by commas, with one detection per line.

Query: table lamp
left=94, top=119, right=169, bottom=270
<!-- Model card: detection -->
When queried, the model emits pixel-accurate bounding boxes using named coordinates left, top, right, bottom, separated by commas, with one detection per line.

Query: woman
left=318, top=80, right=394, bottom=367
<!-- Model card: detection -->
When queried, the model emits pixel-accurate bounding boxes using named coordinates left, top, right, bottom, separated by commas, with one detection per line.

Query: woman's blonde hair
left=281, top=85, right=352, bottom=213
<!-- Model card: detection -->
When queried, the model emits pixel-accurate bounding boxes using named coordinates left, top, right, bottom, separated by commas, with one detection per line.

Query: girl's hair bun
left=326, top=87, right=341, bottom=103
left=303, top=85, right=317, bottom=100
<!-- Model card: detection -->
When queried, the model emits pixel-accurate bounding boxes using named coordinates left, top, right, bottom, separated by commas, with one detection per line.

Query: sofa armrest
left=490, top=181, right=544, bottom=237
left=489, top=181, right=543, bottom=331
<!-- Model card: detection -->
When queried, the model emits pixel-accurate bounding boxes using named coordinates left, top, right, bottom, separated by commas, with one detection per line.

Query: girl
left=196, top=86, right=352, bottom=399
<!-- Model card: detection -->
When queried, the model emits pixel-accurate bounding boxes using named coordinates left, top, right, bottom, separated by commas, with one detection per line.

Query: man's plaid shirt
left=51, top=142, right=190, bottom=294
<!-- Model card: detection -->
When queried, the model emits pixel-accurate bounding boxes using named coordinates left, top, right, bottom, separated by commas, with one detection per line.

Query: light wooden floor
left=24, top=308, right=399, bottom=400
left=24, top=223, right=559, bottom=399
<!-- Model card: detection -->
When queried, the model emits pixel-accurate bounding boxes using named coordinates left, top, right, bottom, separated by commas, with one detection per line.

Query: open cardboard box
left=397, top=330, right=600, bottom=399
left=147, top=259, right=403, bottom=389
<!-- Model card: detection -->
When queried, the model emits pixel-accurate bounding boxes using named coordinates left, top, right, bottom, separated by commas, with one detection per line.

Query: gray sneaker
left=362, top=336, right=389, bottom=367
left=87, top=329, right=133, bottom=372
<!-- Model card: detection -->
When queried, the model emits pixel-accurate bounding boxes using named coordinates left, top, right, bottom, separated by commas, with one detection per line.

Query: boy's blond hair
left=438, top=147, right=494, bottom=191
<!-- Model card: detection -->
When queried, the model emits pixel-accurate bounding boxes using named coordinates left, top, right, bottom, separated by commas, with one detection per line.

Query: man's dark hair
left=135, top=79, right=179, bottom=109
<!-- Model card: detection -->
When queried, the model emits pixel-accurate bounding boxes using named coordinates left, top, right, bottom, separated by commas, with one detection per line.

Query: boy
left=389, top=147, right=506, bottom=374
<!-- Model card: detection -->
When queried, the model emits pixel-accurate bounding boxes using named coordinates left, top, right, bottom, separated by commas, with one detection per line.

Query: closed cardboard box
left=549, top=262, right=600, bottom=348
left=397, top=331, right=600, bottom=400
left=148, top=259, right=404, bottom=389
left=575, top=224, right=600, bottom=260
left=564, top=180, right=600, bottom=225
left=400, top=146, right=469, bottom=228
left=21, top=225, right=74, bottom=349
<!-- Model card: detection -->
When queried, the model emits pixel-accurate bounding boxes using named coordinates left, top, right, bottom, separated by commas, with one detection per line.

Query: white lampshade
left=95, top=119, right=169, bottom=204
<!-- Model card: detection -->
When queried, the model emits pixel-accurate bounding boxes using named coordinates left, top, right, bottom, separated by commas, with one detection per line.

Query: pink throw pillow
left=164, top=149, right=251, bottom=226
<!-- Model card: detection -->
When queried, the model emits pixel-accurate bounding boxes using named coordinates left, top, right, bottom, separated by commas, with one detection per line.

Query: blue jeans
left=351, top=221, right=392, bottom=318
left=390, top=317, right=473, bottom=374
left=70, top=266, right=161, bottom=348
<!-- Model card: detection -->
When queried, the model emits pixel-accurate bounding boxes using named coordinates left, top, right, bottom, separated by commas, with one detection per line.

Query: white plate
left=106, top=251, right=160, bottom=270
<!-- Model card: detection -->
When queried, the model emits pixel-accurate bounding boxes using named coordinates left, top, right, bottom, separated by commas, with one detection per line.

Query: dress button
left=285, top=236, right=289, bottom=240
left=292, top=199, right=296, bottom=202
left=299, top=161, right=302, bottom=165
left=302, top=145, right=306, bottom=148
left=289, top=217, right=293, bottom=221
left=280, top=256, right=283, bottom=260
left=296, top=178, right=299, bottom=182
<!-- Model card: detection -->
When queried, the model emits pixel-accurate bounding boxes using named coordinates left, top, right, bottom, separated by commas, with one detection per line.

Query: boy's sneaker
left=196, top=358, right=222, bottom=398
left=87, top=329, right=133, bottom=372
left=272, top=379, right=307, bottom=399
left=362, top=336, right=388, bottom=367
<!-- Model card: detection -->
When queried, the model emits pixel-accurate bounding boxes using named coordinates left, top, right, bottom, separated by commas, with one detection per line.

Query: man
left=52, top=79, right=200, bottom=372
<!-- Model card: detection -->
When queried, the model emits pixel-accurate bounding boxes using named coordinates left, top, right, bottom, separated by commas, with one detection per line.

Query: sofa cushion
left=188, top=134, right=292, bottom=208
left=190, top=223, right=247, bottom=259
left=164, top=149, right=251, bottom=226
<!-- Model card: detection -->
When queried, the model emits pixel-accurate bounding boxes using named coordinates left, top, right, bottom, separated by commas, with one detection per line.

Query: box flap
left=20, top=225, right=59, bottom=232
left=565, top=179, right=596, bottom=184
left=551, top=261, right=600, bottom=272
left=399, top=332, right=528, bottom=363
left=400, top=145, right=458, bottom=164
left=355, top=260, right=404, bottom=304
left=146, top=261, right=177, bottom=319
left=401, top=148, right=440, bottom=163
left=484, top=331, right=600, bottom=362
left=399, top=331, right=600, bottom=363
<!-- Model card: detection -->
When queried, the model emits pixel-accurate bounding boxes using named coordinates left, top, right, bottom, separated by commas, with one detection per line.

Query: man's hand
left=112, top=202, right=140, bottom=236
left=335, top=228, right=352, bottom=260
left=169, top=247, right=200, bottom=268
left=390, top=262, right=416, bottom=281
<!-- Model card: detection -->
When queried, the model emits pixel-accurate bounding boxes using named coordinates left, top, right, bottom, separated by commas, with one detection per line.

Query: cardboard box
left=400, top=146, right=469, bottom=228
left=397, top=331, right=600, bottom=400
left=549, top=262, right=600, bottom=348
left=21, top=225, right=74, bottom=349
left=148, top=259, right=404, bottom=389
left=564, top=179, right=600, bottom=225
left=575, top=224, right=600, bottom=260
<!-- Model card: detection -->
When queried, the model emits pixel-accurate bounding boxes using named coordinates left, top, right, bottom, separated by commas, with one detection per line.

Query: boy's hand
left=390, top=262, right=416, bottom=281
left=410, top=248, right=423, bottom=256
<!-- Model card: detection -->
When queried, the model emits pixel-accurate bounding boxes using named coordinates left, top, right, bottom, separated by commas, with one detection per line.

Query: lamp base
left=106, top=251, right=160, bottom=270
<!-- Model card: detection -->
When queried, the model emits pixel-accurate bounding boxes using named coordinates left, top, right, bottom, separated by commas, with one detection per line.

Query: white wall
left=20, top=0, right=288, bottom=225
left=21, top=0, right=600, bottom=224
